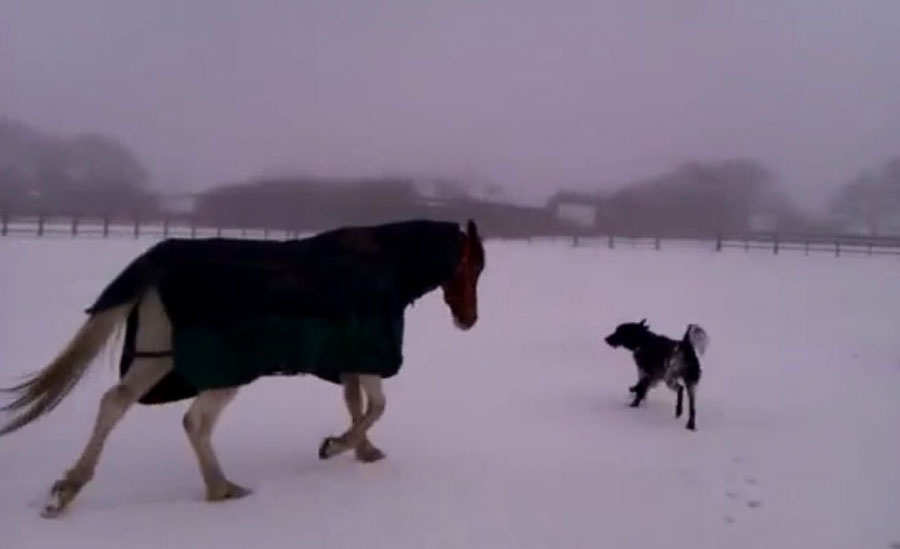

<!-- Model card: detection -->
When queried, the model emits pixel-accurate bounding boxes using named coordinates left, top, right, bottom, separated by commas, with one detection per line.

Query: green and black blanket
left=87, top=220, right=464, bottom=404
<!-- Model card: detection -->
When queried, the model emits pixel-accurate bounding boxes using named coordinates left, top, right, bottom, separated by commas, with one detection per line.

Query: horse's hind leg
left=43, top=289, right=173, bottom=518
left=340, top=373, right=385, bottom=463
left=182, top=387, right=250, bottom=501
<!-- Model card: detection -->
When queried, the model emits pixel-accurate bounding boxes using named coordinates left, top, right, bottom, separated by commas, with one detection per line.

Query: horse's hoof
left=355, top=444, right=386, bottom=463
left=41, top=499, right=66, bottom=519
left=41, top=478, right=82, bottom=518
left=318, top=436, right=340, bottom=460
left=686, top=423, right=696, bottom=431
left=41, top=505, right=64, bottom=519
left=207, top=481, right=252, bottom=502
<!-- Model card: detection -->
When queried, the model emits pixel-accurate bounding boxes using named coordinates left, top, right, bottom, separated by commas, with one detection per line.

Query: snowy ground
left=1, top=237, right=898, bottom=549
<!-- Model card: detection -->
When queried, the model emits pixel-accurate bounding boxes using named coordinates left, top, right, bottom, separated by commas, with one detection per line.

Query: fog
left=2, top=0, right=899, bottom=208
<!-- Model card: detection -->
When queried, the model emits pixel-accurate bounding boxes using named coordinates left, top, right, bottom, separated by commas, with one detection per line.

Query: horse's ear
left=639, top=318, right=647, bottom=327
left=466, top=219, right=479, bottom=239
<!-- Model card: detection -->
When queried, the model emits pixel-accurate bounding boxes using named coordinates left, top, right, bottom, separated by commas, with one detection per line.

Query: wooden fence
left=2, top=213, right=899, bottom=258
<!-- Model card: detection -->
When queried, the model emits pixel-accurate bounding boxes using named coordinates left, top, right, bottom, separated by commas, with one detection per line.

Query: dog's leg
left=685, top=383, right=697, bottom=430
left=675, top=385, right=684, bottom=418
left=629, top=377, right=652, bottom=407
left=664, top=378, right=684, bottom=418
left=629, top=366, right=644, bottom=393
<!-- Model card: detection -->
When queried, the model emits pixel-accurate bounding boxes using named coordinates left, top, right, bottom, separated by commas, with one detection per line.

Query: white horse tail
left=0, top=301, right=137, bottom=437
left=0, top=242, right=166, bottom=437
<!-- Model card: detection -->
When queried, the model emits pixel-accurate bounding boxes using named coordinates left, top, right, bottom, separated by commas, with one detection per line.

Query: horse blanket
left=87, top=220, right=464, bottom=404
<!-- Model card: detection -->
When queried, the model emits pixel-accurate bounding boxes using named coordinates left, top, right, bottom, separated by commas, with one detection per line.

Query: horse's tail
left=0, top=303, right=134, bottom=436
left=0, top=245, right=163, bottom=437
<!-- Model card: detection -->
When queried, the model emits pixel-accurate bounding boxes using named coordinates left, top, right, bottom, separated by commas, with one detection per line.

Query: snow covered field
left=1, top=236, right=898, bottom=549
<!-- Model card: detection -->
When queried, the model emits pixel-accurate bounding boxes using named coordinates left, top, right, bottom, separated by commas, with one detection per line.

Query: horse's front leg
left=340, top=373, right=386, bottom=463
left=319, top=374, right=386, bottom=461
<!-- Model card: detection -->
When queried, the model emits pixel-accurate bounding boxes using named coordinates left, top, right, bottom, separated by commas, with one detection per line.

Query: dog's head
left=604, top=319, right=651, bottom=351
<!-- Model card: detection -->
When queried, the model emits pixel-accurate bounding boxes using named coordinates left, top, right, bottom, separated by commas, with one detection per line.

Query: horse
left=0, top=219, right=486, bottom=518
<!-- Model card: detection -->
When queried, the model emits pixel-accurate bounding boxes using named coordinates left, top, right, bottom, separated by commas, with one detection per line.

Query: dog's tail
left=683, top=324, right=709, bottom=357
left=0, top=244, right=164, bottom=437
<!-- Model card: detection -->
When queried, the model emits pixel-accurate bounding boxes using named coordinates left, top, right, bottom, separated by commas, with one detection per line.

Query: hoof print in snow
left=725, top=490, right=739, bottom=500
left=746, top=500, right=763, bottom=509
left=723, top=515, right=736, bottom=525
left=889, top=542, right=900, bottom=549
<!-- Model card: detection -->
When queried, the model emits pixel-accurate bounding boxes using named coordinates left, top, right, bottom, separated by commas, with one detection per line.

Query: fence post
left=607, top=234, right=614, bottom=249
left=190, top=219, right=197, bottom=239
left=805, top=241, right=809, bottom=255
left=37, top=213, right=44, bottom=237
left=654, top=235, right=660, bottom=250
left=835, top=241, right=840, bottom=257
left=773, top=234, right=779, bottom=255
left=1, top=208, right=7, bottom=236
left=163, top=218, right=170, bottom=239
left=133, top=216, right=140, bottom=239
left=103, top=215, right=110, bottom=238
left=71, top=216, right=79, bottom=236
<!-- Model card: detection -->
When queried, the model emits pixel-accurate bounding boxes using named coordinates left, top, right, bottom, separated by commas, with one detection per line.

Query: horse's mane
left=335, top=219, right=464, bottom=306
left=87, top=219, right=465, bottom=321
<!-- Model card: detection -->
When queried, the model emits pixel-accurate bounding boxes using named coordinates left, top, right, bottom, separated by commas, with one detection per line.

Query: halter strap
left=123, top=349, right=173, bottom=360
left=448, top=231, right=476, bottom=308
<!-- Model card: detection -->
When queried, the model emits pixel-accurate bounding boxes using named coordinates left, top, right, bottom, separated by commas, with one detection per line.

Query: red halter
left=448, top=232, right=476, bottom=310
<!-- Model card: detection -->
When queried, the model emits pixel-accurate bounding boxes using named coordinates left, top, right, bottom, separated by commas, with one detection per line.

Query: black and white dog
left=604, top=319, right=709, bottom=430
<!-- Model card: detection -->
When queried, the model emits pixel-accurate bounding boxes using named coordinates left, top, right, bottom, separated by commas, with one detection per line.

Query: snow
left=1, top=236, right=898, bottom=549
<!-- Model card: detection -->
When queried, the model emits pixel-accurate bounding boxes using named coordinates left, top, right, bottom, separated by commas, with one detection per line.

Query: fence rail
left=2, top=213, right=899, bottom=258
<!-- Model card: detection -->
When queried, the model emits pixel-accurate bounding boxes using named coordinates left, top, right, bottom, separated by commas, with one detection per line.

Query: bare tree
left=829, top=157, right=900, bottom=235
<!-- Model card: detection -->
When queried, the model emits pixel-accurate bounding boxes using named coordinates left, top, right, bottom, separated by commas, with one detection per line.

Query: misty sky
left=2, top=0, right=898, bottom=208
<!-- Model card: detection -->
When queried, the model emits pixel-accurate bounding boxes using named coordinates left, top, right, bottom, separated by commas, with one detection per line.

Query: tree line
left=1, top=115, right=897, bottom=237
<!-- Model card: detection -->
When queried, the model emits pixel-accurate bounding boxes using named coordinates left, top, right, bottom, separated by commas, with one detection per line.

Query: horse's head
left=442, top=219, right=485, bottom=330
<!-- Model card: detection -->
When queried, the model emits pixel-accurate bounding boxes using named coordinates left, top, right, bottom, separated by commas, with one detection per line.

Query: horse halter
left=444, top=231, right=478, bottom=325
left=461, top=230, right=481, bottom=281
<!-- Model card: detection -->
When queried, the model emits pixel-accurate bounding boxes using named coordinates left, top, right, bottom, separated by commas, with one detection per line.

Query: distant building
left=158, top=193, right=197, bottom=216
left=546, top=191, right=600, bottom=231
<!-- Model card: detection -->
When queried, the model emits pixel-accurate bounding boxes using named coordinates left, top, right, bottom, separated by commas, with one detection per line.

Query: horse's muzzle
left=455, top=314, right=477, bottom=330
